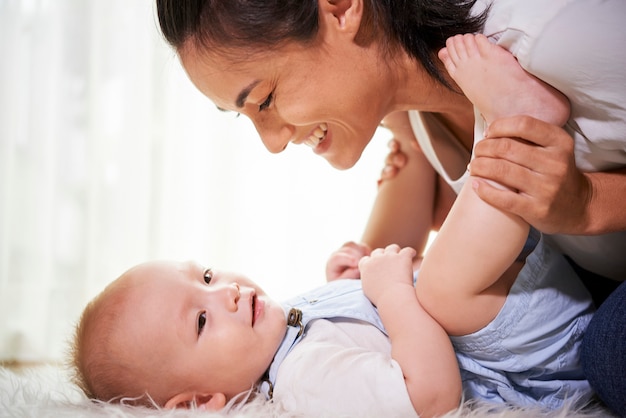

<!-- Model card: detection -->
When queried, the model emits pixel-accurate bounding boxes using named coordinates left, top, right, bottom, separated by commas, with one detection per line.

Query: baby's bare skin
left=438, top=34, right=570, bottom=127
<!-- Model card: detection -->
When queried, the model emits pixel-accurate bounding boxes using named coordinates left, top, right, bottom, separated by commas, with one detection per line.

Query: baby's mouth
left=251, top=294, right=257, bottom=326
left=304, top=123, right=328, bottom=148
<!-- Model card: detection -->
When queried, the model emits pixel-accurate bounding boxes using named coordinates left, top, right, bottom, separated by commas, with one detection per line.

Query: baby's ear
left=165, top=392, right=226, bottom=411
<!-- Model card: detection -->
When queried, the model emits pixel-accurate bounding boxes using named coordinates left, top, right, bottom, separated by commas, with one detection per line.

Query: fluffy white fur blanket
left=0, top=366, right=614, bottom=418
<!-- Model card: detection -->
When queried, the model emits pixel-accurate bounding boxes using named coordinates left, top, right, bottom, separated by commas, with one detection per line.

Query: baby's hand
left=359, top=244, right=416, bottom=306
left=325, top=241, right=372, bottom=281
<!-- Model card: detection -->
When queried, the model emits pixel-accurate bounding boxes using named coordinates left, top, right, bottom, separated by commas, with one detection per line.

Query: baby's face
left=116, top=260, right=287, bottom=402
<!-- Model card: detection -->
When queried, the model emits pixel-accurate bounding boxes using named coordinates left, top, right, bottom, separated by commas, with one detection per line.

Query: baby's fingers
left=399, top=247, right=417, bottom=259
left=383, top=244, right=401, bottom=253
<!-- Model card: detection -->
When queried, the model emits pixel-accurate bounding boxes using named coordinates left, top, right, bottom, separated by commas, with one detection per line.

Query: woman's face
left=179, top=26, right=395, bottom=169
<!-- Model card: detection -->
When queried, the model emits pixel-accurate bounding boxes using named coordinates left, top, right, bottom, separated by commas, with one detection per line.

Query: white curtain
left=0, top=0, right=388, bottom=362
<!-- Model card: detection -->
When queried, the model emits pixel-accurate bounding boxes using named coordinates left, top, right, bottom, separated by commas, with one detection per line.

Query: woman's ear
left=318, top=0, right=363, bottom=36
left=165, top=392, right=227, bottom=411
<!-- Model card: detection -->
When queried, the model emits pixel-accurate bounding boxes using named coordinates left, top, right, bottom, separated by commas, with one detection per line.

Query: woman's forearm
left=362, top=112, right=441, bottom=254
left=361, top=149, right=436, bottom=254
left=583, top=168, right=626, bottom=234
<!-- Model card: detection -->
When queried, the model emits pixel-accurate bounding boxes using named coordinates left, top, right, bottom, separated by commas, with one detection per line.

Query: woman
left=155, top=0, right=626, bottom=414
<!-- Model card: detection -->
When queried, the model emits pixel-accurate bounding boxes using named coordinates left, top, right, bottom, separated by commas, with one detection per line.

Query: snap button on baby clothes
left=287, top=308, right=304, bottom=337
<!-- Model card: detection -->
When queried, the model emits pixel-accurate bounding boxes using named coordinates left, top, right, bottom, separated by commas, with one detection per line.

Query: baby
left=71, top=238, right=593, bottom=417
left=71, top=34, right=590, bottom=417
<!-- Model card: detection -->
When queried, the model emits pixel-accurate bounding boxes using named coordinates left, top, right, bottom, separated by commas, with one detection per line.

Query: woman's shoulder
left=481, top=0, right=573, bottom=60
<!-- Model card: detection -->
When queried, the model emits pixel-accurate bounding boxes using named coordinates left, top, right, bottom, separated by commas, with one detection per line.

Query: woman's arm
left=361, top=111, right=446, bottom=255
left=325, top=111, right=452, bottom=281
left=360, top=245, right=462, bottom=418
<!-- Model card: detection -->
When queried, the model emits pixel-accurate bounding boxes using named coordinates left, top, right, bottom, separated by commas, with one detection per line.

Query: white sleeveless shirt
left=410, top=0, right=626, bottom=280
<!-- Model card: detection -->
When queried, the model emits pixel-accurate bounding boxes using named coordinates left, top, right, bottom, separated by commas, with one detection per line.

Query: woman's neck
left=391, top=52, right=470, bottom=109
left=435, top=107, right=476, bottom=152
left=390, top=53, right=476, bottom=149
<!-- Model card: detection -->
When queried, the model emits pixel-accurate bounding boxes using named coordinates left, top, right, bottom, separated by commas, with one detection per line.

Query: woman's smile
left=303, top=123, right=328, bottom=148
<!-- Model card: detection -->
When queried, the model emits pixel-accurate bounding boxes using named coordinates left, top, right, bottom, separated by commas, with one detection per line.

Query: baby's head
left=71, top=260, right=287, bottom=409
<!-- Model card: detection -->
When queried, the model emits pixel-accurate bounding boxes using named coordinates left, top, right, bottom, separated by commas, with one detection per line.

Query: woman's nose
left=254, top=118, right=294, bottom=154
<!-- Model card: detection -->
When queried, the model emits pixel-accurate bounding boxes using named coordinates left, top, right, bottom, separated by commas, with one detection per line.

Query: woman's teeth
left=305, top=123, right=328, bottom=148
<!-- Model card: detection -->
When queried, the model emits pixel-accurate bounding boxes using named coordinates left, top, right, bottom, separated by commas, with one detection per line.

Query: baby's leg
left=438, top=34, right=570, bottom=126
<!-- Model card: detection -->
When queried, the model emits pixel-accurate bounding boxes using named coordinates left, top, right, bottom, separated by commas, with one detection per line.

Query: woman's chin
left=324, top=151, right=361, bottom=171
left=314, top=131, right=367, bottom=170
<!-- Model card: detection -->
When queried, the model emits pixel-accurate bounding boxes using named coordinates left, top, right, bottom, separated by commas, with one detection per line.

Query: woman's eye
left=259, top=93, right=273, bottom=111
left=198, top=312, right=207, bottom=335
left=203, top=268, right=212, bottom=284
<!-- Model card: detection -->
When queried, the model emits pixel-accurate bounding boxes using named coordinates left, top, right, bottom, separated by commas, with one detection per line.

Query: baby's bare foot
left=438, top=34, right=569, bottom=126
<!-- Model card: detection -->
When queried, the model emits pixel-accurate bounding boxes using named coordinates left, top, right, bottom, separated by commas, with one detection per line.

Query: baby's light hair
left=68, top=280, right=158, bottom=407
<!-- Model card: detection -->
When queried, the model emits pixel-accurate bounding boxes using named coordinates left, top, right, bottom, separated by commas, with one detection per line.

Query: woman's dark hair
left=156, top=0, right=488, bottom=87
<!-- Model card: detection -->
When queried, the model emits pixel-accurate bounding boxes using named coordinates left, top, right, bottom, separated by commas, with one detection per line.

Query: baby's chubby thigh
left=453, top=238, right=593, bottom=372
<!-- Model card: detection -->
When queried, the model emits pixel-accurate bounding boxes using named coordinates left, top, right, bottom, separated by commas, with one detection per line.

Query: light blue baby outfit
left=259, top=277, right=388, bottom=399
left=260, top=236, right=594, bottom=409
left=450, top=237, right=594, bottom=409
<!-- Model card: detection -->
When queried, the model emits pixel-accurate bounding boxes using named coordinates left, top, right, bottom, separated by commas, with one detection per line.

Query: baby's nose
left=224, top=282, right=240, bottom=311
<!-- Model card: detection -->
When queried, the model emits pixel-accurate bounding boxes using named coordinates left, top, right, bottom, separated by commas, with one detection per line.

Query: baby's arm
left=360, top=245, right=462, bottom=418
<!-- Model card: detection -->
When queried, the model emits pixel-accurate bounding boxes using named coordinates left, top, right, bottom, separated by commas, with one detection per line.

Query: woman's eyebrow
left=236, top=80, right=261, bottom=108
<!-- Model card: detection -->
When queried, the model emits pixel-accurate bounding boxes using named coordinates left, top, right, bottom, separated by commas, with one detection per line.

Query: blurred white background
left=0, top=0, right=390, bottom=362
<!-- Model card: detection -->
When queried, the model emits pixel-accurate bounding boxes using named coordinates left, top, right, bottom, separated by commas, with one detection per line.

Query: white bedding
left=0, top=366, right=612, bottom=418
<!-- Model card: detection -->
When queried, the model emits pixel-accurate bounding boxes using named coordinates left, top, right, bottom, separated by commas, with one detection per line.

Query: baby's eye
left=198, top=312, right=207, bottom=335
left=203, top=268, right=212, bottom=284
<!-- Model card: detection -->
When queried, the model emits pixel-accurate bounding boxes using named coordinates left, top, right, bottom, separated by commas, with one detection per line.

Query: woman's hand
left=359, top=244, right=416, bottom=307
left=469, top=115, right=592, bottom=234
left=377, top=111, right=419, bottom=186
left=325, top=241, right=371, bottom=281
left=377, top=138, right=407, bottom=186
